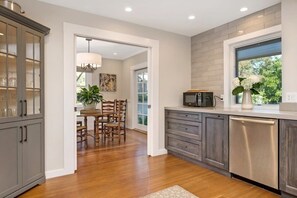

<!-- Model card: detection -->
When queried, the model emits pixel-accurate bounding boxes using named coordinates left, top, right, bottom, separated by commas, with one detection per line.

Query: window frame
left=223, top=25, right=281, bottom=109
left=234, top=38, right=282, bottom=105
left=75, top=71, right=92, bottom=106
left=76, top=71, right=87, bottom=90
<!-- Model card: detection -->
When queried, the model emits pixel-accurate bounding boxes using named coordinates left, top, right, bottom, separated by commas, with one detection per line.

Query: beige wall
left=92, top=58, right=123, bottom=101
left=191, top=4, right=281, bottom=107
left=122, top=52, right=148, bottom=129
left=282, top=0, right=297, bottom=100
left=16, top=0, right=191, bottom=173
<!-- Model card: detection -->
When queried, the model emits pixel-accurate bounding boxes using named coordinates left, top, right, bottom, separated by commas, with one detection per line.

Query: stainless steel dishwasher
left=229, top=116, right=278, bottom=189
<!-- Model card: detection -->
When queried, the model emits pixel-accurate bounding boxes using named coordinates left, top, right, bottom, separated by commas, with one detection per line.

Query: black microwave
left=183, top=92, right=213, bottom=107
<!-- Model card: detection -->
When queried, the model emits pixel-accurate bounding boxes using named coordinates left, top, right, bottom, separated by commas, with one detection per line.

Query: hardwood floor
left=20, top=129, right=279, bottom=198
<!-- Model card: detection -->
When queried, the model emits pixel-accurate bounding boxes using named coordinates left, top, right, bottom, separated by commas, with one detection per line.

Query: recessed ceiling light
left=125, top=7, right=133, bottom=12
left=188, top=15, right=196, bottom=20
left=113, top=52, right=118, bottom=55
left=240, top=7, right=248, bottom=12
left=238, top=30, right=244, bottom=34
left=0, top=33, right=4, bottom=36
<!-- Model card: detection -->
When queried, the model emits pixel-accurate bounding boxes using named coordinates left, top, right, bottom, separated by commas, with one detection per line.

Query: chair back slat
left=101, top=100, right=116, bottom=114
left=115, top=99, right=127, bottom=123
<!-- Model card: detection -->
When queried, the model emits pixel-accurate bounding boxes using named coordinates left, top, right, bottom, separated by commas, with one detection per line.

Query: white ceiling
left=39, top=0, right=280, bottom=36
left=76, top=37, right=147, bottom=60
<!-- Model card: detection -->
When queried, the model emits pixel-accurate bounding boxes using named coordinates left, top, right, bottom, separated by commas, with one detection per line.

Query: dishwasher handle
left=230, top=117, right=275, bottom=125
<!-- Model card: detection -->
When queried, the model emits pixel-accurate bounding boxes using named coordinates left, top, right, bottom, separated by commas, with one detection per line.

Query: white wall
left=16, top=0, right=191, bottom=175
left=92, top=58, right=123, bottom=101
left=122, top=52, right=148, bottom=129
left=282, top=0, right=297, bottom=100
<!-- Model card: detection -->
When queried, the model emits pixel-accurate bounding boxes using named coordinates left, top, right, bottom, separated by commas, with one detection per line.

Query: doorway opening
left=75, top=36, right=149, bottom=167
left=63, top=23, right=160, bottom=175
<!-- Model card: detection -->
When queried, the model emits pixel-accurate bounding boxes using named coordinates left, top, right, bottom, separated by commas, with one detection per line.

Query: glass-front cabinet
left=0, top=17, right=43, bottom=122
left=24, top=30, right=42, bottom=117
left=0, top=18, right=19, bottom=119
left=0, top=6, right=49, bottom=198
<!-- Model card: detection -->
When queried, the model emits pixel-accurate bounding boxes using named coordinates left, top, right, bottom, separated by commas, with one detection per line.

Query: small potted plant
left=77, top=85, right=103, bottom=110
left=232, top=75, right=263, bottom=109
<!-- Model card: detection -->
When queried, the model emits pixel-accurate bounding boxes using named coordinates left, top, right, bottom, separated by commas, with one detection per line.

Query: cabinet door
left=0, top=16, right=22, bottom=123
left=202, top=114, right=229, bottom=170
left=22, top=119, right=44, bottom=186
left=22, top=27, right=44, bottom=119
left=0, top=122, right=22, bottom=197
left=280, top=120, right=297, bottom=196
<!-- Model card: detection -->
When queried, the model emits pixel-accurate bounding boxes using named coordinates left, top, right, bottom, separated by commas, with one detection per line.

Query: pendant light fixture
left=77, top=38, right=102, bottom=71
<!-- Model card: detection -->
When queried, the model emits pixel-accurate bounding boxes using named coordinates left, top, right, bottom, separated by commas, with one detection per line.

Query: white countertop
left=165, top=106, right=297, bottom=120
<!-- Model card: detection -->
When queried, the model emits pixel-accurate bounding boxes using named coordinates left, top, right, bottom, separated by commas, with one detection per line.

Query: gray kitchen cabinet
left=22, top=119, right=44, bottom=186
left=280, top=120, right=297, bottom=197
left=202, top=113, right=229, bottom=171
left=0, top=119, right=44, bottom=198
left=165, top=110, right=202, bottom=161
left=0, top=122, right=22, bottom=197
left=0, top=6, right=49, bottom=198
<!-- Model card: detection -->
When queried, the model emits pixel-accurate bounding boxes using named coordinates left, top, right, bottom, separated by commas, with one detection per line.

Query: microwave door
left=185, top=94, right=197, bottom=106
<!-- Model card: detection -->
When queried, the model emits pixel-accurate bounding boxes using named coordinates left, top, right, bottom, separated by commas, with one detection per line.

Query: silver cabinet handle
left=230, top=117, right=275, bottom=125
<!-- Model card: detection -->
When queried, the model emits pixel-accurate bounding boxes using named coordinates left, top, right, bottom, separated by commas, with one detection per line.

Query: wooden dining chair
left=103, top=100, right=123, bottom=143
left=97, top=100, right=116, bottom=136
left=115, top=99, right=128, bottom=141
left=77, top=121, right=88, bottom=148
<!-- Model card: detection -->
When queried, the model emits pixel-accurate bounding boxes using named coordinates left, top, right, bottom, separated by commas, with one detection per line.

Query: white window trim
left=223, top=25, right=282, bottom=109
left=75, top=71, right=92, bottom=107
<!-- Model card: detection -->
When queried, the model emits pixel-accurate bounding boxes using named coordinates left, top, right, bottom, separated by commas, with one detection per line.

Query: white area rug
left=141, top=185, right=198, bottom=198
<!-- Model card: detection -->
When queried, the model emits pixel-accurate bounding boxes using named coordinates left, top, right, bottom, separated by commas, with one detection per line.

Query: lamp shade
left=77, top=52, right=102, bottom=68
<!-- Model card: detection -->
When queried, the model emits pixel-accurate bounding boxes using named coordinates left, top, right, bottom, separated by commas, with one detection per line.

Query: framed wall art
left=99, top=73, right=117, bottom=92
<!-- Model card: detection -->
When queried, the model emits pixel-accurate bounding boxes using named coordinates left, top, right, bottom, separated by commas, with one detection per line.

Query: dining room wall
left=92, top=58, right=123, bottom=101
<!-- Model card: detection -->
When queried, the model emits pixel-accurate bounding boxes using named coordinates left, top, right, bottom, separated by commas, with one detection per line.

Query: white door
left=135, top=68, right=148, bottom=132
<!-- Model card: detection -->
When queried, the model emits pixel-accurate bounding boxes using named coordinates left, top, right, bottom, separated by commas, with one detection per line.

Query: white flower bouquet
left=232, top=75, right=263, bottom=95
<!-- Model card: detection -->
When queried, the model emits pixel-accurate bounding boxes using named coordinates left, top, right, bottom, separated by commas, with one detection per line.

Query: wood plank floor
left=20, top=129, right=280, bottom=198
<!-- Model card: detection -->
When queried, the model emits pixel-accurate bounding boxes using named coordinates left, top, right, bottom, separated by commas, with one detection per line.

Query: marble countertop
left=165, top=106, right=297, bottom=120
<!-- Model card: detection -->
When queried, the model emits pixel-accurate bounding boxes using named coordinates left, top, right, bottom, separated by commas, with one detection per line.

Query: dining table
left=77, top=109, right=114, bottom=145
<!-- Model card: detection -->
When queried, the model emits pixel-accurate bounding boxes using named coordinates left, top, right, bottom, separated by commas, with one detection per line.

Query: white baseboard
left=45, top=168, right=75, bottom=179
left=151, top=148, right=168, bottom=156
left=45, top=149, right=167, bottom=179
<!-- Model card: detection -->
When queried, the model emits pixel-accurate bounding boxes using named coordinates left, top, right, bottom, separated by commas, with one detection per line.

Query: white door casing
left=62, top=22, right=160, bottom=177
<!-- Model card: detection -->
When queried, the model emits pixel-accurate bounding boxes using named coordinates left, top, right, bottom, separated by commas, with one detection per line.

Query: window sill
left=230, top=104, right=280, bottom=110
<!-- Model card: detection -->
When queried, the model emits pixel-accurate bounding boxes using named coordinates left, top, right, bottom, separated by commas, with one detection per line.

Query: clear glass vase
left=242, top=90, right=253, bottom=110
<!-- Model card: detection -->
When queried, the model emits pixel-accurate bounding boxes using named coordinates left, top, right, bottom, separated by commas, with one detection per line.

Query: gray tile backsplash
left=191, top=4, right=281, bottom=107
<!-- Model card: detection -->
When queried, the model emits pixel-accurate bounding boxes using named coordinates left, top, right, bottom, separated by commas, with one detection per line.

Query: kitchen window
left=235, top=38, right=282, bottom=105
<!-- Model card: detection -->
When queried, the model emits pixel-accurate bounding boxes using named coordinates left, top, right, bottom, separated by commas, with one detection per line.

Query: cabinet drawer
left=166, top=110, right=201, bottom=122
left=166, top=134, right=201, bottom=161
left=166, top=118, right=202, bottom=140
